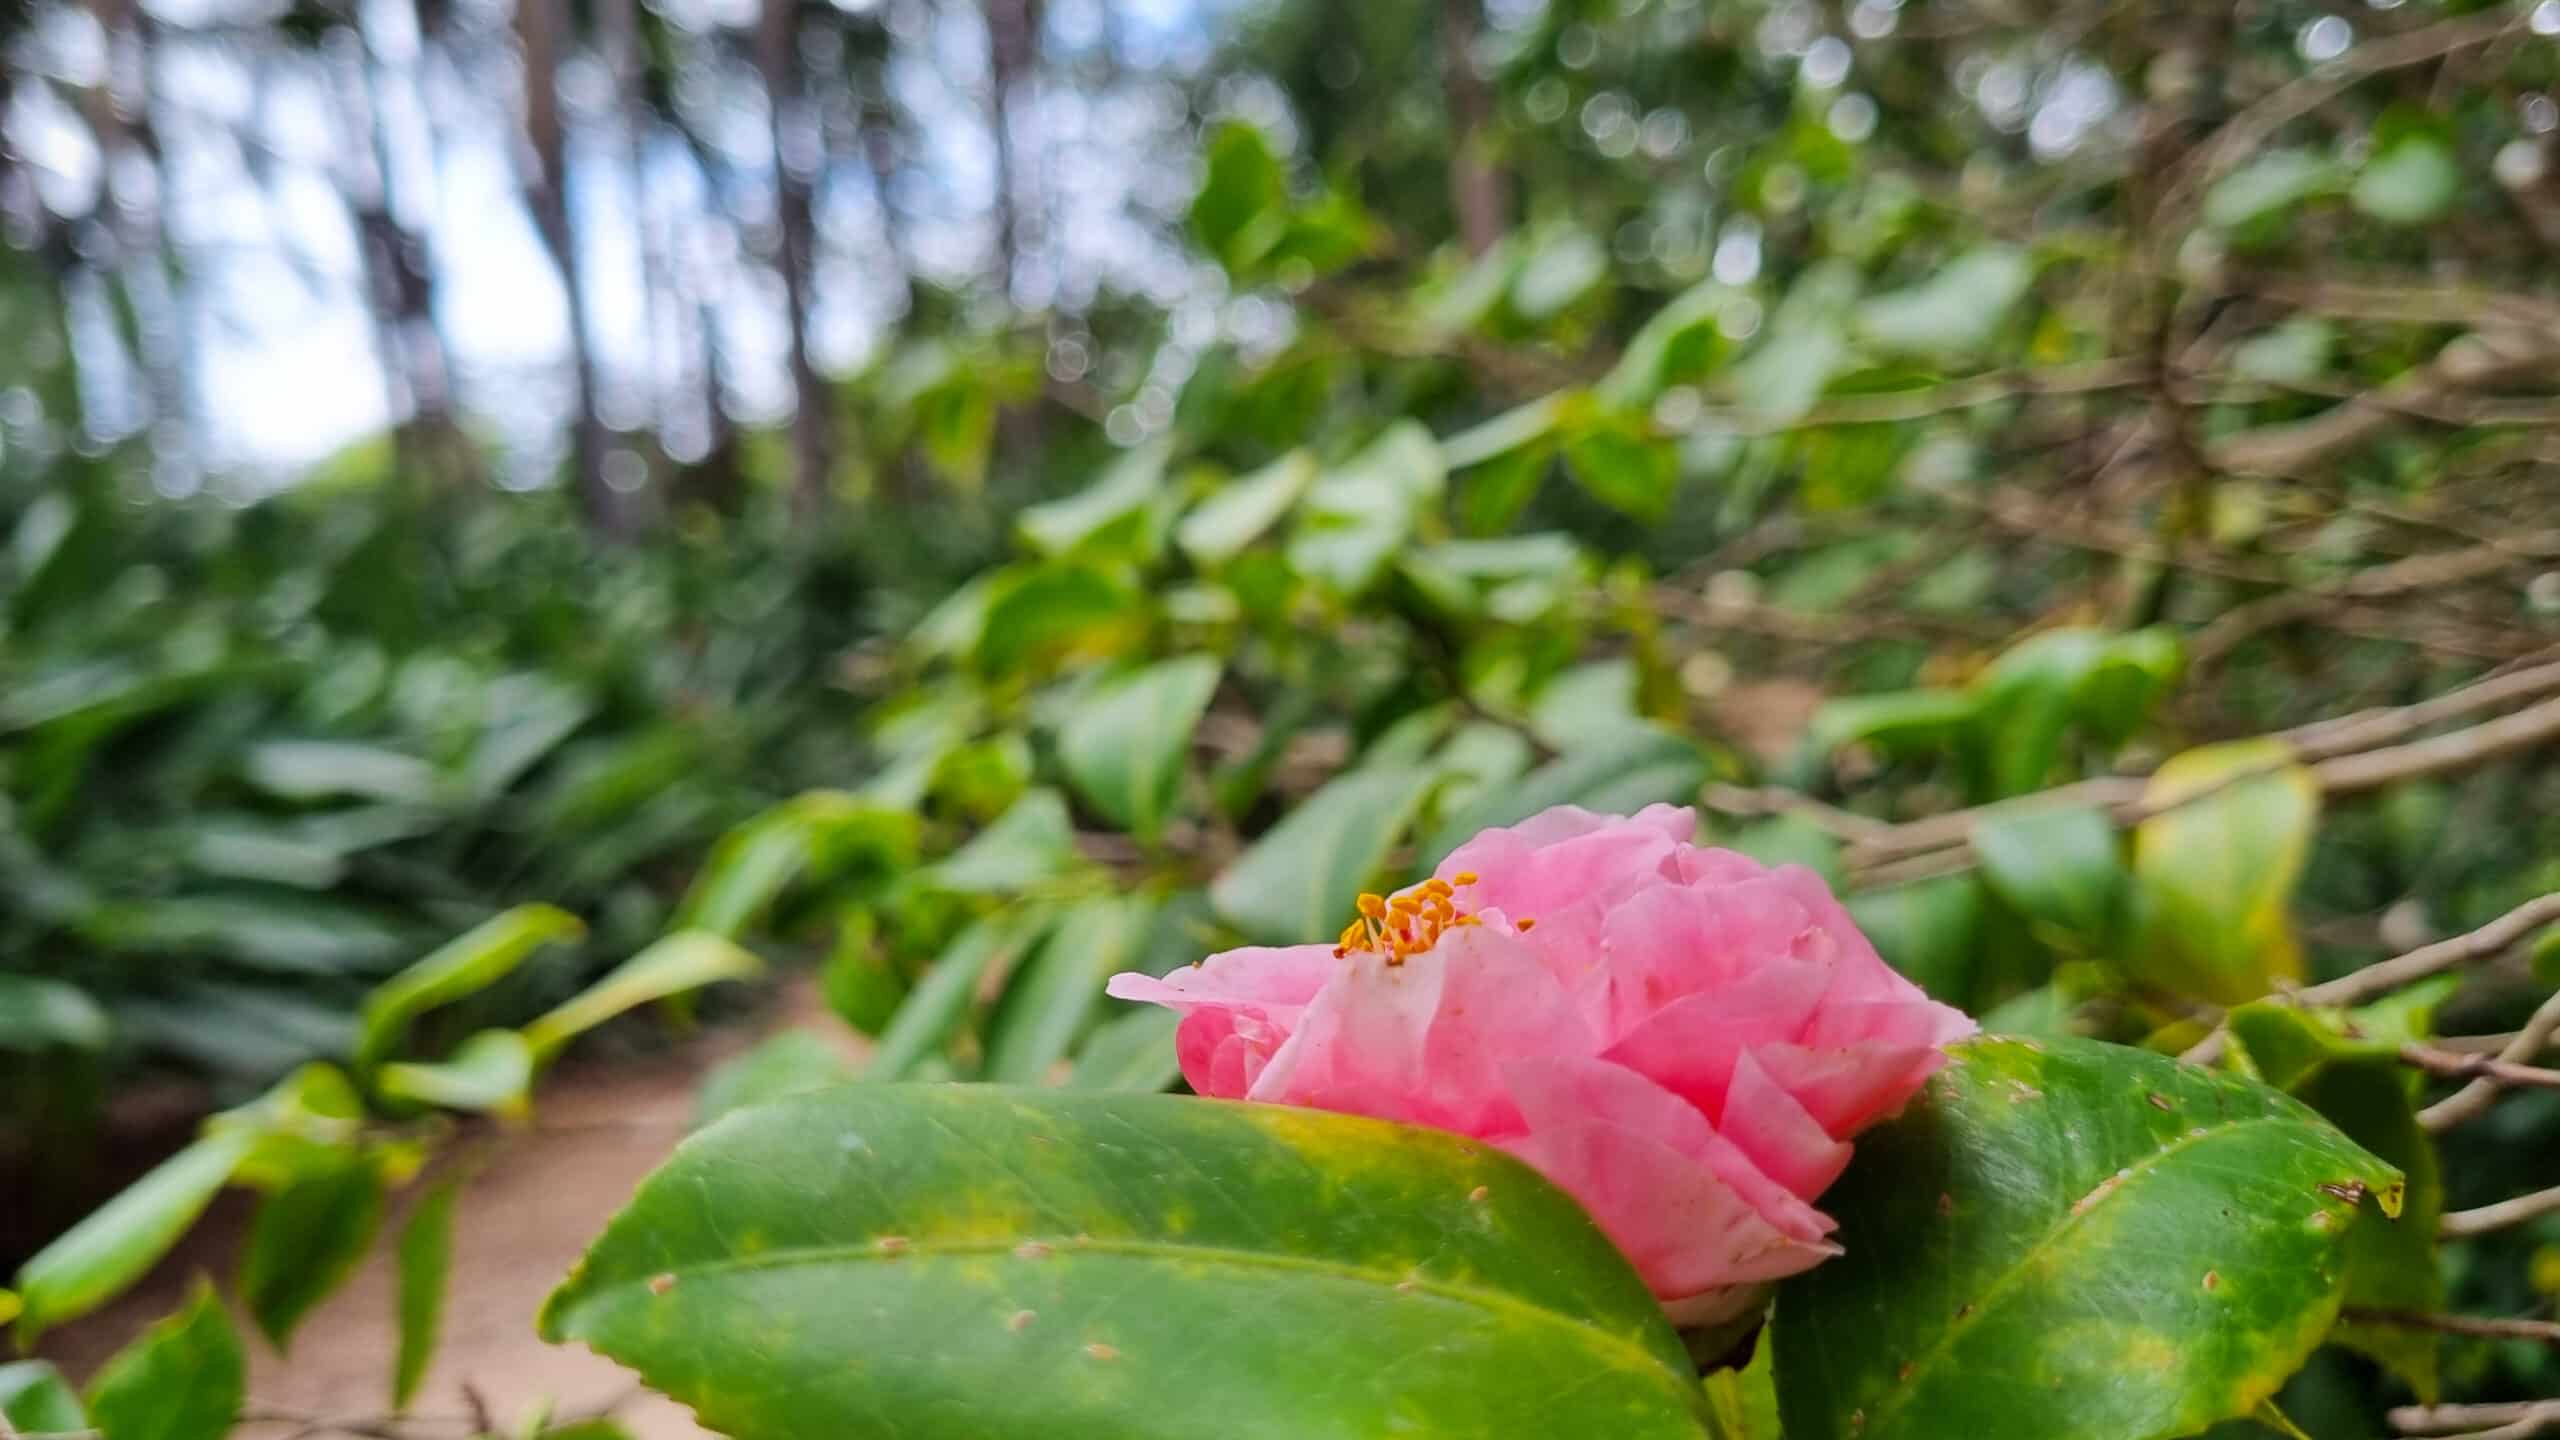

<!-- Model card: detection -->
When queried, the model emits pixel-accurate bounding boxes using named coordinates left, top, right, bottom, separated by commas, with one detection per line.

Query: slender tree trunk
left=983, top=0, right=1041, bottom=295
left=1439, top=0, right=1505, bottom=257
left=601, top=0, right=669, bottom=489
left=757, top=0, right=831, bottom=511
left=515, top=0, right=622, bottom=531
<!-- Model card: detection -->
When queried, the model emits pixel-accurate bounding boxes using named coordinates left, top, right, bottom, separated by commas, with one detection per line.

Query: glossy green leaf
left=929, top=788, right=1076, bottom=894
left=14, top=1127, right=256, bottom=1341
left=2352, top=132, right=2458, bottom=226
left=0, top=973, right=109, bottom=1051
left=1421, top=726, right=1706, bottom=867
left=522, top=932, right=765, bottom=1062
left=1846, top=874, right=1985, bottom=1004
left=1066, top=1006, right=1183, bottom=1091
left=357, top=904, right=585, bottom=1069
left=1701, top=1341, right=1781, bottom=1440
left=673, top=812, right=813, bottom=940
left=394, top=1177, right=458, bottom=1410
left=1190, top=121, right=1288, bottom=273
left=242, top=740, right=441, bottom=804
left=2127, top=741, right=2316, bottom=1004
left=376, top=1029, right=535, bottom=1114
left=973, top=565, right=1144, bottom=677
left=2225, top=1003, right=2443, bottom=1399
left=1212, top=764, right=1443, bottom=945
left=1808, top=688, right=1979, bottom=759
left=982, top=897, right=1151, bottom=1084
left=697, top=1031, right=854, bottom=1129
left=1176, top=450, right=1317, bottom=567
left=0, top=1359, right=87, bottom=1433
left=1854, top=247, right=2033, bottom=356
left=86, top=1281, right=244, bottom=1440
left=1563, top=414, right=1678, bottom=522
left=1773, top=1035, right=2403, bottom=1440
left=1286, top=422, right=1445, bottom=593
left=539, top=1087, right=1711, bottom=1439
left=1019, top=442, right=1170, bottom=559
left=1601, top=284, right=1731, bottom=407
left=1510, top=225, right=1608, bottom=321
left=2204, top=150, right=2346, bottom=229
left=241, top=1157, right=387, bottom=1348
left=1057, top=657, right=1221, bottom=843
left=1972, top=805, right=2124, bottom=949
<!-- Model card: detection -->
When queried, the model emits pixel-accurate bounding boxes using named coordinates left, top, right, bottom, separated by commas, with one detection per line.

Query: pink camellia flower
left=1105, top=803, right=1974, bottom=1325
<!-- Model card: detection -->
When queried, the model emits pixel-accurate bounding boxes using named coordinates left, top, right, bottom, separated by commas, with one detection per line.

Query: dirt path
left=38, top=981, right=863, bottom=1439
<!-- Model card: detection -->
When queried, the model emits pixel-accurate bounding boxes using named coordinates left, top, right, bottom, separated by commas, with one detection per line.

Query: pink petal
left=1718, top=1049, right=1854, bottom=1199
left=1595, top=877, right=1823, bottom=1040
left=1111, top=944, right=1343, bottom=1100
left=1599, top=961, right=1832, bottom=1113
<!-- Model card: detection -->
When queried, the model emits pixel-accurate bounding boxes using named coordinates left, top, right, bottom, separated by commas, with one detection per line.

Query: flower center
left=1331, top=873, right=1534, bottom=965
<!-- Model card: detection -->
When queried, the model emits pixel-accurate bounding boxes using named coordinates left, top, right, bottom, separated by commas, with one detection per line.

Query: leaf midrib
left=1853, top=1111, right=2308, bottom=1439
left=560, top=1232, right=1697, bottom=1397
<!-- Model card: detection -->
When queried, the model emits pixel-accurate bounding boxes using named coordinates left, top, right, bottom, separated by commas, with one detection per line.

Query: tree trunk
left=757, top=0, right=831, bottom=512
left=515, top=0, right=623, bottom=532
left=1439, top=0, right=1505, bottom=257
left=983, top=0, right=1041, bottom=295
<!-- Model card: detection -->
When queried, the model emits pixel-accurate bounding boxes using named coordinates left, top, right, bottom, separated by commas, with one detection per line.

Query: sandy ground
left=36, top=980, right=863, bottom=1440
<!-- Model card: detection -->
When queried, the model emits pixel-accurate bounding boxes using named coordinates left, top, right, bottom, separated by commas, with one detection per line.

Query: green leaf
left=1019, top=442, right=1171, bottom=560
left=1808, top=689, right=1979, bottom=759
left=1773, top=1035, right=2405, bottom=1440
left=242, top=740, right=441, bottom=804
left=1421, top=726, right=1707, bottom=868
left=2231, top=319, right=2335, bottom=385
left=929, top=788, right=1076, bottom=894
left=1563, top=413, right=1678, bottom=522
left=2204, top=150, right=2346, bottom=230
left=0, top=974, right=109, bottom=1051
left=1442, top=394, right=1569, bottom=471
left=241, top=1157, right=387, bottom=1348
left=0, top=1360, right=88, bottom=1433
left=2225, top=1003, right=2444, bottom=1400
left=376, top=1029, right=535, bottom=1114
left=1057, top=658, right=1221, bottom=844
left=867, top=913, right=1052, bottom=1081
left=394, top=1178, right=458, bottom=1411
left=1287, top=422, right=1446, bottom=593
left=1175, top=450, right=1317, bottom=567
left=1972, top=805, right=2125, bottom=950
left=697, top=1031, right=856, bottom=1129
left=86, top=1281, right=244, bottom=1440
left=2352, top=131, right=2458, bottom=226
left=539, top=1087, right=1711, bottom=1439
left=1846, top=875, right=1985, bottom=1004
left=973, top=565, right=1144, bottom=678
left=1066, top=1007, right=1184, bottom=1091
left=1190, top=121, right=1289, bottom=274
left=983, top=897, right=1151, bottom=1084
left=1854, top=247, right=2034, bottom=356
left=1701, top=1340, right=1781, bottom=1440
left=2126, top=740, right=2317, bottom=1004
left=1510, top=226, right=1608, bottom=322
left=14, top=1127, right=256, bottom=1341
left=1211, top=764, right=1444, bottom=945
left=357, top=905, right=585, bottom=1070
left=1601, top=284, right=1732, bottom=408
left=522, top=932, right=765, bottom=1062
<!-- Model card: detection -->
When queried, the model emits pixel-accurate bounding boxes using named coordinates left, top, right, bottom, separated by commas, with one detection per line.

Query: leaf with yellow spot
left=2126, top=740, right=2318, bottom=1004
left=1773, top=1035, right=2402, bottom=1440
left=542, top=1087, right=1710, bottom=1439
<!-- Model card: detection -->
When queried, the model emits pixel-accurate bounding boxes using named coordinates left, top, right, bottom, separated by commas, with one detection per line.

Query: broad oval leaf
left=1773, top=1035, right=2404, bottom=1440
left=540, top=1087, right=1711, bottom=1439
left=1057, top=658, right=1221, bottom=844
left=2126, top=740, right=2316, bottom=1005
left=1971, top=804, right=2125, bottom=950
left=1176, top=450, right=1318, bottom=568
left=85, top=1281, right=243, bottom=1440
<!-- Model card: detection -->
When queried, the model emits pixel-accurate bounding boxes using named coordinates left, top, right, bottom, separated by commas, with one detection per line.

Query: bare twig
left=2418, top=985, right=2560, bottom=1130
left=1700, top=783, right=1893, bottom=842
left=1679, top=358, right=2147, bottom=436
left=2342, top=1307, right=2560, bottom=1348
left=2181, top=893, right=2560, bottom=1065
left=2394, top=1401, right=2560, bottom=1438
left=2441, top=1182, right=2560, bottom=1240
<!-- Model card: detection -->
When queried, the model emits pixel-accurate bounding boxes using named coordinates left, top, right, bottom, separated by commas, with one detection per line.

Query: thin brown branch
left=2342, top=1307, right=2560, bottom=1348
left=2441, top=1182, right=2560, bottom=1240
left=2183, top=893, right=2560, bottom=1065
left=2394, top=1402, right=2560, bottom=1439
left=2418, top=985, right=2560, bottom=1130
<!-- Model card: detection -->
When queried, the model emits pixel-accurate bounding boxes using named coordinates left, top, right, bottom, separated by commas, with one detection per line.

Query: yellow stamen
left=1357, top=893, right=1387, bottom=919
left=1421, top=878, right=1453, bottom=899
left=1516, top=916, right=1538, bottom=932
left=1453, top=872, right=1479, bottom=886
left=1389, top=894, right=1422, bottom=916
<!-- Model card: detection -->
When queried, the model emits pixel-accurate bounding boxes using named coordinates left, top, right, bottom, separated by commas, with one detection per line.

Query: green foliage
left=541, top=1086, right=1711, bottom=1439
left=393, top=1179, right=458, bottom=1411
left=85, top=1282, right=243, bottom=1440
left=1774, top=1036, right=2405, bottom=1440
